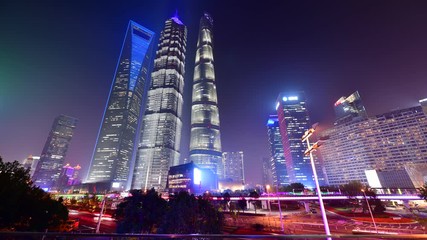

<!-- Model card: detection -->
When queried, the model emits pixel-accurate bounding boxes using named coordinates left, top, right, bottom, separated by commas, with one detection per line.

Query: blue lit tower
left=189, top=13, right=222, bottom=176
left=85, top=21, right=155, bottom=191
left=32, top=115, right=78, bottom=191
left=276, top=92, right=326, bottom=188
left=267, top=115, right=289, bottom=187
left=131, top=15, right=187, bottom=191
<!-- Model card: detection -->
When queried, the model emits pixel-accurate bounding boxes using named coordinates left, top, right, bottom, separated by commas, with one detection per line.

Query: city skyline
left=2, top=1, right=427, bottom=185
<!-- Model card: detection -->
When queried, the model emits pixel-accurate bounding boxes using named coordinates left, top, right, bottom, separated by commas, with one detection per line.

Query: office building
left=262, top=157, right=273, bottom=186
left=334, top=91, right=368, bottom=125
left=22, top=155, right=40, bottom=177
left=420, top=98, right=427, bottom=114
left=86, top=21, right=155, bottom=191
left=32, top=115, right=78, bottom=191
left=266, top=115, right=289, bottom=187
left=221, top=151, right=245, bottom=184
left=167, top=162, right=217, bottom=195
left=320, top=101, right=427, bottom=187
left=189, top=13, right=222, bottom=177
left=276, top=92, right=326, bottom=188
left=132, top=15, right=187, bottom=191
left=58, top=163, right=82, bottom=188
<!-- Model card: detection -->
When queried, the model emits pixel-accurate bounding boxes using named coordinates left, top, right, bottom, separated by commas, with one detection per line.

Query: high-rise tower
left=189, top=13, right=222, bottom=176
left=267, top=115, right=289, bottom=187
left=131, top=15, right=187, bottom=191
left=334, top=91, right=367, bottom=125
left=85, top=21, right=155, bottom=191
left=33, top=115, right=78, bottom=191
left=222, top=151, right=245, bottom=184
left=276, top=92, right=326, bottom=188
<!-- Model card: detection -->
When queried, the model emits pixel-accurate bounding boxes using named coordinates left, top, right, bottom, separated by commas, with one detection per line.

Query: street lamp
left=266, top=185, right=271, bottom=213
left=361, top=189, right=378, bottom=233
left=302, top=125, right=331, bottom=240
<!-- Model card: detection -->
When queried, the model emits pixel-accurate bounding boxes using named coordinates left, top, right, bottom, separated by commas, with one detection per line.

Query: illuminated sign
left=420, top=98, right=427, bottom=103
left=112, top=182, right=120, bottom=188
left=282, top=96, right=298, bottom=102
left=193, top=168, right=201, bottom=185
left=267, top=119, right=275, bottom=125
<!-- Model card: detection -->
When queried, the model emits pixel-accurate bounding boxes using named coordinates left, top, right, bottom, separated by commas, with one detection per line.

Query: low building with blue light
left=167, top=162, right=218, bottom=195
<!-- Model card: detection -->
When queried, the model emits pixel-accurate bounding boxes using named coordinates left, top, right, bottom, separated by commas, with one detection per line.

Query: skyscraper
left=22, top=155, right=40, bottom=177
left=189, top=13, right=222, bottom=176
left=131, top=15, right=187, bottom=191
left=267, top=115, right=289, bottom=187
left=85, top=21, right=155, bottom=191
left=222, top=151, right=245, bottom=184
left=32, top=115, right=78, bottom=191
left=262, top=157, right=273, bottom=186
left=276, top=92, right=326, bottom=188
left=334, top=91, right=368, bottom=125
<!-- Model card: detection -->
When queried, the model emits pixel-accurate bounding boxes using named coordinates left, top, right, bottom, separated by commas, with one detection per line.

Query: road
left=223, top=208, right=426, bottom=236
left=69, top=209, right=117, bottom=233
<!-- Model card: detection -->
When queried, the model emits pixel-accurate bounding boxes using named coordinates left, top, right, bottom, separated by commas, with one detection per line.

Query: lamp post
left=302, top=125, right=331, bottom=240
left=277, top=190, right=285, bottom=233
left=361, top=189, right=378, bottom=233
left=95, top=195, right=107, bottom=234
left=266, top=185, right=271, bottom=213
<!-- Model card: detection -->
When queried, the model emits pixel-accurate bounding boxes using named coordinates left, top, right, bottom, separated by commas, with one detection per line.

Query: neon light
left=276, top=102, right=280, bottom=110
left=420, top=98, right=427, bottom=103
left=288, top=96, right=298, bottom=101
left=282, top=97, right=288, bottom=101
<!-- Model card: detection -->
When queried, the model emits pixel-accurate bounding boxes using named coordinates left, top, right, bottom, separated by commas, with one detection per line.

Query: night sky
left=1, top=0, right=427, bottom=185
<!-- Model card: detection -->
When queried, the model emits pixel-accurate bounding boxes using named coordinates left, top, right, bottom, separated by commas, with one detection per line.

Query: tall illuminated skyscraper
left=85, top=21, right=155, bottom=191
left=276, top=92, right=326, bottom=188
left=267, top=115, right=289, bottom=187
left=32, top=115, right=78, bottom=191
left=189, top=13, right=222, bottom=176
left=132, top=15, right=187, bottom=191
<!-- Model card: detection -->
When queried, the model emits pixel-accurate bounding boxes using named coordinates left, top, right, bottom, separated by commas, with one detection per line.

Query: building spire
left=171, top=9, right=184, bottom=25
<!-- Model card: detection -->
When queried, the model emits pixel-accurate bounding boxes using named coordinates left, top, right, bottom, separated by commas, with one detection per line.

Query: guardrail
left=0, top=232, right=427, bottom=239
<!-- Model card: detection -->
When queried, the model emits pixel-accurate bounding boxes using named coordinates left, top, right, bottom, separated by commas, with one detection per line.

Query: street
left=69, top=209, right=117, bottom=233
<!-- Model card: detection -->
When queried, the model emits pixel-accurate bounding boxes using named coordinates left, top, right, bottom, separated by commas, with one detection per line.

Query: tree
left=158, top=191, right=223, bottom=234
left=222, top=192, right=231, bottom=211
left=281, top=183, right=305, bottom=193
left=249, top=191, right=261, bottom=214
left=115, top=188, right=167, bottom=233
left=420, top=183, right=427, bottom=202
left=0, top=157, right=68, bottom=231
left=237, top=197, right=247, bottom=213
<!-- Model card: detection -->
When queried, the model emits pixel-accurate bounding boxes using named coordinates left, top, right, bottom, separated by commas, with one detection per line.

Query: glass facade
left=32, top=115, right=78, bottom=191
left=267, top=115, right=289, bottom=187
left=221, top=151, right=245, bottom=183
left=334, top=91, right=368, bottom=125
left=189, top=13, right=222, bottom=176
left=276, top=92, right=326, bottom=188
left=85, top=21, right=155, bottom=191
left=320, top=104, right=427, bottom=187
left=132, top=16, right=187, bottom=191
